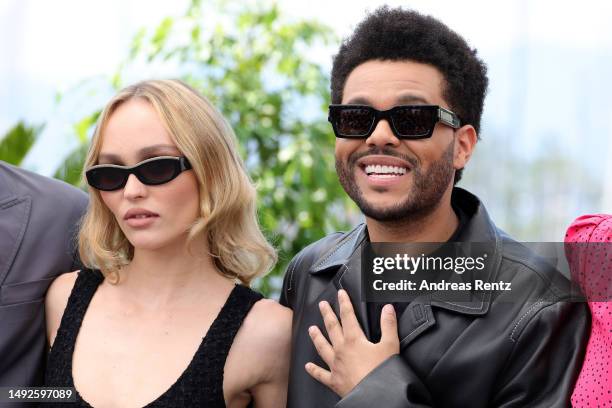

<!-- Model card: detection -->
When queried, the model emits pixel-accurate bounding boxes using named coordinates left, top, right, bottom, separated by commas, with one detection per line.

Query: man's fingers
left=380, top=304, right=400, bottom=348
left=338, top=289, right=363, bottom=339
left=305, top=362, right=333, bottom=387
left=319, top=300, right=343, bottom=346
left=308, top=325, right=335, bottom=366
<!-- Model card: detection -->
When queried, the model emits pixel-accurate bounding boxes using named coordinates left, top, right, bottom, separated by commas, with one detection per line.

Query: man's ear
left=453, top=125, right=478, bottom=170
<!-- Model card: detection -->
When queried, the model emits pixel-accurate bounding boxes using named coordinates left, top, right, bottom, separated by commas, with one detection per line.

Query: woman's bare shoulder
left=45, top=270, right=80, bottom=346
left=224, top=297, right=292, bottom=405
left=246, top=298, right=292, bottom=339
left=46, top=270, right=79, bottom=305
left=234, top=297, right=293, bottom=360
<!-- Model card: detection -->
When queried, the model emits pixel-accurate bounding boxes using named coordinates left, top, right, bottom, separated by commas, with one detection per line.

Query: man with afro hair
left=281, top=6, right=588, bottom=407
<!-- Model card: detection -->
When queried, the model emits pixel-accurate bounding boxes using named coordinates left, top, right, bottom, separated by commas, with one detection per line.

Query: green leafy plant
left=53, top=110, right=101, bottom=186
left=0, top=122, right=43, bottom=166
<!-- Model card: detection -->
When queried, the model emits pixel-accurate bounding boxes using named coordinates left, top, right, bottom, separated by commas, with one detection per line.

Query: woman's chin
left=128, top=235, right=188, bottom=254
left=127, top=238, right=167, bottom=252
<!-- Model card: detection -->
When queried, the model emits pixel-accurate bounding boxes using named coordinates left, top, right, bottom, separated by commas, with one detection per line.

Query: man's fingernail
left=384, top=304, right=395, bottom=315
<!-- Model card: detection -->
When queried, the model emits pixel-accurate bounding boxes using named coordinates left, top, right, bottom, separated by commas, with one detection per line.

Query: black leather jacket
left=280, top=188, right=589, bottom=407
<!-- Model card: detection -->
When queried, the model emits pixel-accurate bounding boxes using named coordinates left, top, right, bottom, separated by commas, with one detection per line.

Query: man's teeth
left=364, top=165, right=407, bottom=175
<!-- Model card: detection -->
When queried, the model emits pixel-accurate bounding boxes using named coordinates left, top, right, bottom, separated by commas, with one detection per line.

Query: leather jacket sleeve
left=491, top=300, right=589, bottom=407
left=280, top=250, right=300, bottom=308
left=336, top=300, right=589, bottom=408
left=335, top=355, right=432, bottom=408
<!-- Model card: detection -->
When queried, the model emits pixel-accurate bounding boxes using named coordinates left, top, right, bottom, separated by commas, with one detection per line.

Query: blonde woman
left=44, top=80, right=291, bottom=407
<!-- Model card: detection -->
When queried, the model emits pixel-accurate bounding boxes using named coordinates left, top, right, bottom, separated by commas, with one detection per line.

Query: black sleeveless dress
left=45, top=269, right=263, bottom=407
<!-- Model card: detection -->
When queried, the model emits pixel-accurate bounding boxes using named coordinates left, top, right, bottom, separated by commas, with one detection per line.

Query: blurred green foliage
left=0, top=122, right=43, bottom=166
left=1, top=0, right=353, bottom=296
left=54, top=110, right=101, bottom=185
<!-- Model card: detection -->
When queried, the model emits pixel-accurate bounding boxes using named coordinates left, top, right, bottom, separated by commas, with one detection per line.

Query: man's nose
left=365, top=119, right=401, bottom=148
left=123, top=174, right=147, bottom=199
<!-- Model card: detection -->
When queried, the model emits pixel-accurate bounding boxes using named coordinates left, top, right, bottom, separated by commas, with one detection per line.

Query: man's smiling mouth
left=356, top=155, right=413, bottom=181
left=364, top=164, right=408, bottom=177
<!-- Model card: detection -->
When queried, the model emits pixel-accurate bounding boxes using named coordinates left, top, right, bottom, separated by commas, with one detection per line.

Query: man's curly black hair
left=331, top=7, right=488, bottom=184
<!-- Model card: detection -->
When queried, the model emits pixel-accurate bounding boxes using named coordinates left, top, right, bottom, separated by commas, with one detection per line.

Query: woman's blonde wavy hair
left=78, top=79, right=276, bottom=285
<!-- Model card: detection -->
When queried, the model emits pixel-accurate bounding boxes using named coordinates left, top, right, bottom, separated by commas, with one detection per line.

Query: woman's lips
left=123, top=208, right=160, bottom=228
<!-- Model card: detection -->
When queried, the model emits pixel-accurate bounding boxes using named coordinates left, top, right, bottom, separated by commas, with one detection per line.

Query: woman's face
left=98, top=98, right=200, bottom=252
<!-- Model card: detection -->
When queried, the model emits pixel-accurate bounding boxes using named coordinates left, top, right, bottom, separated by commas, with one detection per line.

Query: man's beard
left=335, top=141, right=455, bottom=223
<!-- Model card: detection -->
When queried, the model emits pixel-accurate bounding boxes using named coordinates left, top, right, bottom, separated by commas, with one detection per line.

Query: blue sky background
left=1, top=0, right=611, bottom=240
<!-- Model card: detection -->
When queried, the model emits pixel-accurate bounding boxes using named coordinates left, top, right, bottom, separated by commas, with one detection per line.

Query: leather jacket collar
left=307, top=187, right=505, bottom=348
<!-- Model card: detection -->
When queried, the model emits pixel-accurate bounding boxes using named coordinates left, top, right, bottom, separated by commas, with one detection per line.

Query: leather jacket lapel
left=397, top=301, right=436, bottom=349
left=335, top=251, right=372, bottom=340
left=305, top=188, right=505, bottom=348
left=310, top=225, right=372, bottom=339
left=395, top=189, right=504, bottom=347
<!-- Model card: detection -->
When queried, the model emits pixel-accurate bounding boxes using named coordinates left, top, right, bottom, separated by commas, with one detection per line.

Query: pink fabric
left=565, top=214, right=612, bottom=407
